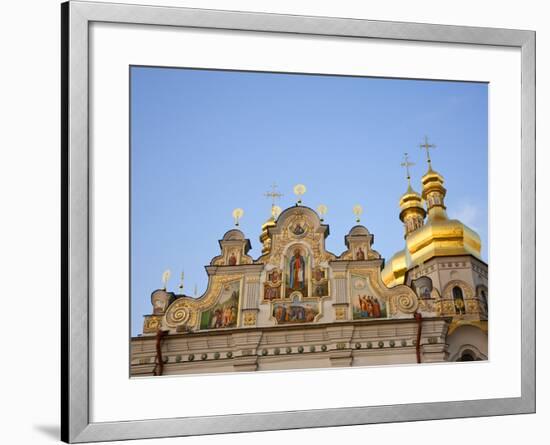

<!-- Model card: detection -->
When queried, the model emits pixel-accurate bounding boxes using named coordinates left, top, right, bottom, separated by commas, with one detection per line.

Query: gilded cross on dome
left=264, top=182, right=284, bottom=205
left=400, top=152, right=415, bottom=186
left=419, top=136, right=436, bottom=167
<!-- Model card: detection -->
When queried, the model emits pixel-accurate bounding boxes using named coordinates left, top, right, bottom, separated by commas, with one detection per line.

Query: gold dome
left=260, top=216, right=276, bottom=255
left=421, top=167, right=448, bottom=221
left=381, top=248, right=408, bottom=287
left=406, top=218, right=482, bottom=265
left=399, top=184, right=426, bottom=238
left=382, top=163, right=482, bottom=287
left=383, top=217, right=482, bottom=288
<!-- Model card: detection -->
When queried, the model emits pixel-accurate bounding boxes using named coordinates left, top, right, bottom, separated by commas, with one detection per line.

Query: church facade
left=131, top=153, right=488, bottom=377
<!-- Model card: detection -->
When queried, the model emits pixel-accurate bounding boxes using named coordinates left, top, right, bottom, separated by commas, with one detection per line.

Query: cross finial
left=264, top=182, right=284, bottom=208
left=178, top=270, right=184, bottom=293
left=400, top=152, right=415, bottom=186
left=419, top=136, right=436, bottom=167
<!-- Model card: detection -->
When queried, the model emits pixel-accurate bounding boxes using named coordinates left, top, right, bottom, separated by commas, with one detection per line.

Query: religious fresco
left=354, top=246, right=366, bottom=260
left=351, top=275, right=387, bottom=320
left=199, top=280, right=240, bottom=329
left=263, top=268, right=282, bottom=301
left=412, top=276, right=433, bottom=299
left=226, top=249, right=239, bottom=265
left=311, top=266, right=329, bottom=297
left=272, top=294, right=319, bottom=324
left=285, top=246, right=309, bottom=298
left=288, top=219, right=308, bottom=238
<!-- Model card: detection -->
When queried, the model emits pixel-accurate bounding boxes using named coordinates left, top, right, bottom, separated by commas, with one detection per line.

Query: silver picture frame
left=61, top=1, right=535, bottom=442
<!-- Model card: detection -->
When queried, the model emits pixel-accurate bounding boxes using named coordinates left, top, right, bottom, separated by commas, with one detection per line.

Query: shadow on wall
left=33, top=424, right=59, bottom=441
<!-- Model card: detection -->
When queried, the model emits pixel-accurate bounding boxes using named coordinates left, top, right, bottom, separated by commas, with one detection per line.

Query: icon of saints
left=289, top=248, right=305, bottom=290
left=292, top=222, right=305, bottom=236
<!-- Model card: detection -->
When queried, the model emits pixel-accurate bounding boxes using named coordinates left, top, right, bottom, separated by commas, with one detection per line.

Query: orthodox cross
left=264, top=182, right=284, bottom=208
left=400, top=152, right=415, bottom=186
left=419, top=136, right=436, bottom=166
left=178, top=270, right=184, bottom=293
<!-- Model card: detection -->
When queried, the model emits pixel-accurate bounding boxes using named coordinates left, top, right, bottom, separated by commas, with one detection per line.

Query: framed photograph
left=62, top=1, right=535, bottom=442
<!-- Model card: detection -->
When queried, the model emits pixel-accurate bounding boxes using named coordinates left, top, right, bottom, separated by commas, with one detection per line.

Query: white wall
left=0, top=0, right=546, bottom=444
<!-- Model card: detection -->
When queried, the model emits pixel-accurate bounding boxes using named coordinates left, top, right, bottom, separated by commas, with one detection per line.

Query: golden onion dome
left=400, top=184, right=421, bottom=204
left=381, top=248, right=409, bottom=287
left=405, top=218, right=482, bottom=265
left=421, top=165, right=445, bottom=185
left=261, top=216, right=276, bottom=231
left=383, top=217, right=482, bottom=287
left=421, top=167, right=448, bottom=221
left=398, top=184, right=426, bottom=223
left=260, top=216, right=276, bottom=255
left=382, top=163, right=483, bottom=287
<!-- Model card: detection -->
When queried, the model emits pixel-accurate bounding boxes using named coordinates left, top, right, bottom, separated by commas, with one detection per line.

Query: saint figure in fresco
left=366, top=297, right=374, bottom=316
left=228, top=252, right=237, bottom=266
left=289, top=248, right=306, bottom=290
left=213, top=309, right=223, bottom=328
left=270, top=269, right=280, bottom=283
left=372, top=297, right=381, bottom=318
left=292, top=223, right=305, bottom=236
left=356, top=247, right=365, bottom=260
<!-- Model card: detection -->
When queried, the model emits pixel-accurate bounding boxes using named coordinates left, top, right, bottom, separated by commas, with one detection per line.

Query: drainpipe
left=414, top=312, right=423, bottom=364
left=153, top=329, right=167, bottom=376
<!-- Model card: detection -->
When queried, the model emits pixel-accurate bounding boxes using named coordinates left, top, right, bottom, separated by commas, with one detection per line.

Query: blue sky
left=130, top=66, right=488, bottom=336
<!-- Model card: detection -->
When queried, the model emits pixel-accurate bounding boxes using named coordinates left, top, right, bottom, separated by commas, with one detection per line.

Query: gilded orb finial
left=353, top=204, right=363, bottom=223
left=271, top=205, right=282, bottom=219
left=161, top=269, right=171, bottom=290
left=293, top=184, right=306, bottom=205
left=317, top=204, right=328, bottom=222
left=401, top=152, right=415, bottom=188
left=419, top=136, right=436, bottom=169
left=232, top=208, right=244, bottom=226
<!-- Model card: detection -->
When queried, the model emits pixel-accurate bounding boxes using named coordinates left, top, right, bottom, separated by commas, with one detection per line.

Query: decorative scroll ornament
left=164, top=274, right=243, bottom=330
left=243, top=311, right=257, bottom=326
left=394, top=293, right=418, bottom=314
left=165, top=300, right=195, bottom=328
left=143, top=315, right=162, bottom=333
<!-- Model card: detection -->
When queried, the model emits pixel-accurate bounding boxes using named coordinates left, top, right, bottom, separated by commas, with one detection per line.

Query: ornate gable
left=339, top=225, right=381, bottom=261
left=258, top=206, right=337, bottom=267
left=146, top=205, right=431, bottom=335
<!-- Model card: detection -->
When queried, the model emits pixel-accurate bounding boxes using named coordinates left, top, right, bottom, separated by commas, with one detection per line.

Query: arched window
left=457, top=352, right=475, bottom=361
left=412, top=276, right=433, bottom=299
left=453, top=286, right=466, bottom=314
left=452, top=286, right=463, bottom=299
left=480, top=290, right=488, bottom=315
